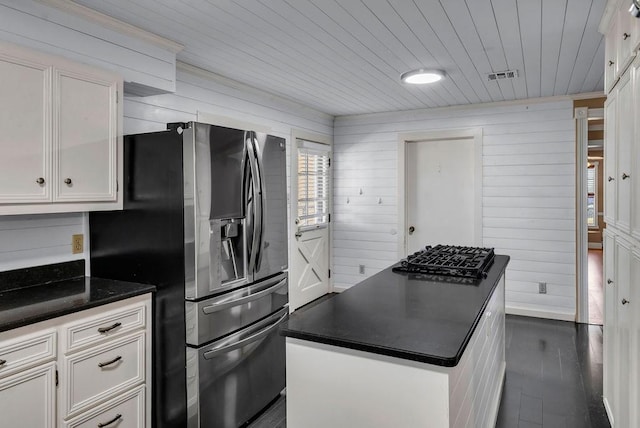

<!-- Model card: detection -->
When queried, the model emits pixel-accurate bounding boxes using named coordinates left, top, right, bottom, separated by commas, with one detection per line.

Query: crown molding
left=35, top=0, right=184, bottom=53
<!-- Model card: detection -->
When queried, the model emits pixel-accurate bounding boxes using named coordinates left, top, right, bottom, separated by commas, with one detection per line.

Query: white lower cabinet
left=0, top=362, right=56, bottom=427
left=603, top=230, right=640, bottom=428
left=0, top=294, right=151, bottom=428
left=63, top=384, right=146, bottom=428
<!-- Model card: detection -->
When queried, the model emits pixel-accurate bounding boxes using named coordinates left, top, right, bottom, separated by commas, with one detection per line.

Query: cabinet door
left=603, top=231, right=617, bottom=423
left=604, top=95, right=617, bottom=227
left=616, top=71, right=632, bottom=233
left=617, top=6, right=636, bottom=75
left=0, top=362, right=56, bottom=428
left=605, top=17, right=618, bottom=93
left=54, top=68, right=118, bottom=202
left=615, top=238, right=632, bottom=428
left=631, top=249, right=640, bottom=427
left=0, top=50, right=51, bottom=203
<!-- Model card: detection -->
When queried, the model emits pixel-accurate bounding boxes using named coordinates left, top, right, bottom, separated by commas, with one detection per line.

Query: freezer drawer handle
left=97, top=414, right=122, bottom=427
left=202, top=278, right=287, bottom=314
left=98, top=322, right=122, bottom=334
left=98, top=355, right=122, bottom=368
left=203, top=311, right=288, bottom=360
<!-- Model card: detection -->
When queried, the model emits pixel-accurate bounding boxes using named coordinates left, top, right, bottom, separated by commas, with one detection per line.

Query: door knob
left=607, top=279, right=613, bottom=284
left=408, top=226, right=415, bottom=235
left=623, top=32, right=631, bottom=40
left=622, top=173, right=630, bottom=180
left=609, top=60, right=615, bottom=66
left=295, top=231, right=302, bottom=238
left=64, top=178, right=72, bottom=185
left=36, top=177, right=45, bottom=185
left=622, top=298, right=630, bottom=305
left=608, top=176, right=615, bottom=182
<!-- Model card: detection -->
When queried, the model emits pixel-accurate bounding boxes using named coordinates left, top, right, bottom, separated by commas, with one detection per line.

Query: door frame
left=397, top=128, right=483, bottom=258
left=290, top=129, right=333, bottom=300
left=575, top=106, right=604, bottom=324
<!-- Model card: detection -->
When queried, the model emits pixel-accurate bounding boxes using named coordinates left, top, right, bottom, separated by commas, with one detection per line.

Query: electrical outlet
left=72, top=234, right=84, bottom=254
left=538, top=282, right=547, bottom=294
left=359, top=265, right=365, bottom=274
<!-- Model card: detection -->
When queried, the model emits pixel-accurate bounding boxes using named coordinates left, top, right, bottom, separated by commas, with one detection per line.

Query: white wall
left=0, top=5, right=332, bottom=273
left=333, top=99, right=577, bottom=321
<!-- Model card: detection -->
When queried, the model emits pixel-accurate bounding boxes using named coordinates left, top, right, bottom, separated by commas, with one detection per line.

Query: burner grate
left=393, top=245, right=495, bottom=280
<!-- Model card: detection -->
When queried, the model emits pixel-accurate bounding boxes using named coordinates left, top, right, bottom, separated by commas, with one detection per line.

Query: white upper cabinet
left=0, top=40, right=122, bottom=215
left=0, top=52, right=50, bottom=203
left=615, top=69, right=632, bottom=233
left=54, top=68, right=118, bottom=202
left=604, top=94, right=617, bottom=227
left=604, top=0, right=640, bottom=93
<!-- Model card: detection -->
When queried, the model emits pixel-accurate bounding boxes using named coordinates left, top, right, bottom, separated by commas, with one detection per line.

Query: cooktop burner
left=393, top=245, right=495, bottom=281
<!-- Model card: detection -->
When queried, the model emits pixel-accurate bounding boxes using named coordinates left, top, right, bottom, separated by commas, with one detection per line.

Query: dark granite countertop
left=0, top=276, right=155, bottom=333
left=281, top=254, right=509, bottom=367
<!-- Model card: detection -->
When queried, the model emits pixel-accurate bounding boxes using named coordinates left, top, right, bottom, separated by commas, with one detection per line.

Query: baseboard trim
left=506, top=306, right=575, bottom=322
left=331, top=285, right=349, bottom=293
left=588, top=242, right=603, bottom=249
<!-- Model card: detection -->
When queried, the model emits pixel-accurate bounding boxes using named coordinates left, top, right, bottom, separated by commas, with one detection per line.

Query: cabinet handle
left=97, top=322, right=122, bottom=334
left=622, top=173, right=630, bottom=180
left=97, top=413, right=122, bottom=427
left=609, top=60, right=615, bottom=66
left=608, top=176, right=615, bottom=182
left=98, top=355, right=122, bottom=368
left=607, top=279, right=613, bottom=284
left=622, top=298, right=630, bottom=305
left=0, top=359, right=6, bottom=367
left=64, top=178, right=72, bottom=185
left=36, top=177, right=45, bottom=185
left=624, top=32, right=631, bottom=40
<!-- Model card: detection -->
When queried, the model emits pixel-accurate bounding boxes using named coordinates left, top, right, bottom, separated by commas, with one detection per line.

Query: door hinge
left=328, top=158, right=331, bottom=167
left=55, top=369, right=58, bottom=386
left=328, top=269, right=331, bottom=278
left=328, top=213, right=331, bottom=223
left=116, top=90, right=119, bottom=104
left=116, top=179, right=119, bottom=192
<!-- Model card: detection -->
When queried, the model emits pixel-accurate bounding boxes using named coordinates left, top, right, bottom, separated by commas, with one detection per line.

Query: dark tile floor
left=496, top=315, right=609, bottom=428
left=250, top=314, right=610, bottom=428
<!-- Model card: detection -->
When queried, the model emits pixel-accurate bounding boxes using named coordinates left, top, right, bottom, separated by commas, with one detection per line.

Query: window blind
left=297, top=140, right=330, bottom=230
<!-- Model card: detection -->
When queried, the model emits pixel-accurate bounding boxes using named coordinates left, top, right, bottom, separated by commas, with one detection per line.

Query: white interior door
left=290, top=136, right=331, bottom=311
left=406, top=137, right=478, bottom=254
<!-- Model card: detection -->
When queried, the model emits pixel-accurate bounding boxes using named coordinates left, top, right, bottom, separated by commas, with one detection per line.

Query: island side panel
left=449, top=275, right=506, bottom=428
left=286, top=338, right=451, bottom=428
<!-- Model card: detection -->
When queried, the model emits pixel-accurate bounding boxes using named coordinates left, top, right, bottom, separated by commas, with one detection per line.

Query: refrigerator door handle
left=201, top=277, right=287, bottom=314
left=246, top=136, right=261, bottom=274
left=203, top=309, right=288, bottom=360
left=252, top=132, right=266, bottom=272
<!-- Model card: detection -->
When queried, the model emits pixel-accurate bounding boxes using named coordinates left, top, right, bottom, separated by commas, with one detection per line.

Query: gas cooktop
left=393, top=245, right=495, bottom=282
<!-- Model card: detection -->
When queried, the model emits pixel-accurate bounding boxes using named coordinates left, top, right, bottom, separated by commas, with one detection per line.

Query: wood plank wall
left=333, top=99, right=577, bottom=320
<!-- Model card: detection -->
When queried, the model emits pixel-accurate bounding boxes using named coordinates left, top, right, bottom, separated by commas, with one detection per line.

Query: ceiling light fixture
left=400, top=69, right=445, bottom=84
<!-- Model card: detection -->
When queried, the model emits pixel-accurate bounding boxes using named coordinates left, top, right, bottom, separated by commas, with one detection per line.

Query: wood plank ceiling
left=73, top=0, right=607, bottom=116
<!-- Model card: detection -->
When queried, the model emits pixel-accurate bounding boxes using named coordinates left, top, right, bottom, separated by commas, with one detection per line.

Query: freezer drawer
left=185, top=272, right=288, bottom=346
left=186, top=307, right=288, bottom=428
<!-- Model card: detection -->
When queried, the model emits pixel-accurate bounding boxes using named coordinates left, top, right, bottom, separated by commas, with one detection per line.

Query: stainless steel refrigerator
left=90, top=122, right=289, bottom=428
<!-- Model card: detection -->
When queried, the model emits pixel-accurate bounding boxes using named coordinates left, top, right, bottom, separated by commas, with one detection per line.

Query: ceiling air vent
left=487, top=70, right=519, bottom=81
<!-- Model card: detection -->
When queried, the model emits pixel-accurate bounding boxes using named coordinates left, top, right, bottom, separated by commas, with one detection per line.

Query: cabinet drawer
left=62, top=301, right=147, bottom=353
left=63, top=384, right=145, bottom=428
left=62, top=331, right=145, bottom=417
left=0, top=330, right=56, bottom=378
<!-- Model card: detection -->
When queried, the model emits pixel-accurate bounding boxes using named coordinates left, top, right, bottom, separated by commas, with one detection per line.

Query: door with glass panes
left=290, top=137, right=331, bottom=311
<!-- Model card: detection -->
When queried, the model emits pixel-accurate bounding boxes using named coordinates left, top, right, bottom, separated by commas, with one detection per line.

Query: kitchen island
left=281, top=254, right=509, bottom=428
